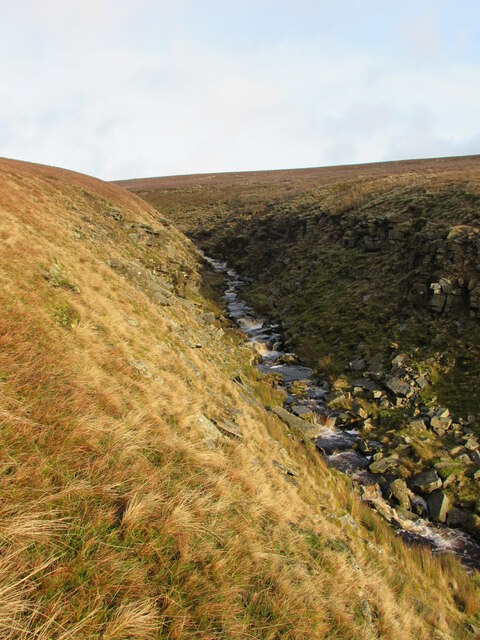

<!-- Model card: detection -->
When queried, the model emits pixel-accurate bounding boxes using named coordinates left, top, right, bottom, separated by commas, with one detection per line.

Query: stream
left=202, top=252, right=480, bottom=570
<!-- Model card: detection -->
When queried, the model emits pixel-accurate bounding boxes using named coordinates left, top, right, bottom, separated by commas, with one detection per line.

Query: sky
left=0, top=0, right=479, bottom=180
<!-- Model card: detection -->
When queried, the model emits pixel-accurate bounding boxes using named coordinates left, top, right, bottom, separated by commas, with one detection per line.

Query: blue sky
left=0, top=0, right=479, bottom=179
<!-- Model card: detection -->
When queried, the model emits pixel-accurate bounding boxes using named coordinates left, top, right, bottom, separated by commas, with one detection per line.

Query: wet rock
left=390, top=478, right=411, bottom=509
left=394, top=507, right=419, bottom=525
left=410, top=494, right=429, bottom=517
left=447, top=507, right=472, bottom=529
left=427, top=491, right=451, bottom=523
left=410, top=469, right=442, bottom=493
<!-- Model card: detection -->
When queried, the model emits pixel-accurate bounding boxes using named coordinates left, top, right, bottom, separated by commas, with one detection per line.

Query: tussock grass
left=0, top=158, right=478, bottom=638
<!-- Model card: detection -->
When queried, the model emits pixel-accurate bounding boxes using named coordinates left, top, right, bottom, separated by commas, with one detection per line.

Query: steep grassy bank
left=1, top=157, right=479, bottom=639
left=120, top=155, right=480, bottom=545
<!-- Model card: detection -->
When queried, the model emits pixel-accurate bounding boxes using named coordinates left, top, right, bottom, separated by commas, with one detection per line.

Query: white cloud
left=0, top=1, right=478, bottom=179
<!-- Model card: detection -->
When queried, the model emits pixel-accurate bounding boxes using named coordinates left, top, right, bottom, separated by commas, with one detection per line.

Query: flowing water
left=202, top=252, right=480, bottom=569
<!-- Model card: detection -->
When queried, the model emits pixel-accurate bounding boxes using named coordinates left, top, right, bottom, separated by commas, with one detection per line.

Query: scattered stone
left=361, top=483, right=382, bottom=503
left=410, top=469, right=442, bottom=493
left=451, top=445, right=466, bottom=456
left=360, top=600, right=372, bottom=624
left=272, top=460, right=299, bottom=477
left=339, top=514, right=358, bottom=529
left=394, top=444, right=412, bottom=458
left=213, top=418, right=243, bottom=439
left=291, top=405, right=314, bottom=419
left=464, top=436, right=479, bottom=451
left=350, top=358, right=366, bottom=371
left=427, top=491, right=451, bottom=523
left=394, top=507, right=419, bottom=525
left=197, top=414, right=224, bottom=449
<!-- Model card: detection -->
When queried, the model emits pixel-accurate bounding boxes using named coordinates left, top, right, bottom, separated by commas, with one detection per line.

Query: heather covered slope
left=1, top=158, right=479, bottom=639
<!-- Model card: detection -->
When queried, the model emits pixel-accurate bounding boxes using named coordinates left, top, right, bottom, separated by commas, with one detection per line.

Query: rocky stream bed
left=202, top=252, right=480, bottom=570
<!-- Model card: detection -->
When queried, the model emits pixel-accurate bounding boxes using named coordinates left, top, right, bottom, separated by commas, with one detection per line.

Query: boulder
left=410, top=469, right=442, bottom=493
left=415, top=375, right=429, bottom=389
left=390, top=478, right=411, bottom=510
left=430, top=416, right=452, bottom=432
left=470, top=449, right=480, bottom=467
left=369, top=455, right=400, bottom=474
left=384, top=376, right=412, bottom=397
left=427, top=491, right=451, bottom=523
left=447, top=507, right=471, bottom=528
left=271, top=406, right=322, bottom=439
left=409, top=418, right=428, bottom=430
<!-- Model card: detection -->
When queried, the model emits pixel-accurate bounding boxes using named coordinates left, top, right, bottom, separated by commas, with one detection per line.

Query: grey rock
left=384, top=376, right=412, bottom=397
left=271, top=406, right=323, bottom=439
left=410, top=469, right=442, bottom=493
left=369, top=455, right=400, bottom=474
left=339, top=514, right=358, bottom=529
left=350, top=358, right=366, bottom=371
left=415, top=375, right=429, bottom=389
left=447, top=507, right=471, bottom=528
left=430, top=416, right=452, bottom=431
left=427, top=491, right=451, bottom=523
left=410, top=494, right=429, bottom=517
left=197, top=414, right=224, bottom=449
left=469, top=449, right=480, bottom=467
left=214, top=418, right=243, bottom=439
left=409, top=418, right=428, bottom=430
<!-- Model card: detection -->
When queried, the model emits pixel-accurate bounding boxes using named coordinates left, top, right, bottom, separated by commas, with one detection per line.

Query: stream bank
left=202, top=251, right=480, bottom=570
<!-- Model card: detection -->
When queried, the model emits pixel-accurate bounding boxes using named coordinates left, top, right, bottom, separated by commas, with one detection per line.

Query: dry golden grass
left=0, top=157, right=479, bottom=638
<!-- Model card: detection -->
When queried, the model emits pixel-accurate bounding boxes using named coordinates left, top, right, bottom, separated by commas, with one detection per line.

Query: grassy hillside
left=1, top=158, right=480, bottom=639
